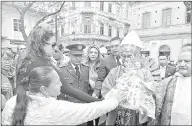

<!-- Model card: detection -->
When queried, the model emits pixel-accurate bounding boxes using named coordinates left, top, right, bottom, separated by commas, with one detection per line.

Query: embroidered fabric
left=103, top=57, right=158, bottom=121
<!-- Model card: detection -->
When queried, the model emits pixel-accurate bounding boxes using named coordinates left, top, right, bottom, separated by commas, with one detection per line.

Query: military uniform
left=57, top=44, right=91, bottom=103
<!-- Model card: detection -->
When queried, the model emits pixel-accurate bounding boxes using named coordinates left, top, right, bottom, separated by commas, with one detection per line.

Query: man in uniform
left=57, top=44, right=91, bottom=103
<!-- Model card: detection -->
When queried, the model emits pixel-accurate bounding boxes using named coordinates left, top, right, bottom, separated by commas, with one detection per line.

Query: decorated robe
left=102, top=66, right=140, bottom=125
left=150, top=74, right=191, bottom=125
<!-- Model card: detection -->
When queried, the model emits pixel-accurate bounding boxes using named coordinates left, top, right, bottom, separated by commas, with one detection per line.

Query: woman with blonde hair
left=83, top=45, right=105, bottom=126
left=84, top=45, right=103, bottom=97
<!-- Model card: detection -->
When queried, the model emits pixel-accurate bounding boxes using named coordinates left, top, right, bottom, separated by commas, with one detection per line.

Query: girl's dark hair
left=84, top=45, right=101, bottom=71
left=12, top=66, right=55, bottom=125
left=26, top=24, right=55, bottom=65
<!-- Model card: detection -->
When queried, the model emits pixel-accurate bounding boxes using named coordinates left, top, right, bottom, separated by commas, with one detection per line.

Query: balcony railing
left=59, top=33, right=110, bottom=44
left=136, top=23, right=191, bottom=38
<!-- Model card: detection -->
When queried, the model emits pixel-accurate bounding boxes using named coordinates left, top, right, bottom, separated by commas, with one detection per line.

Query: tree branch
left=23, top=2, right=35, bottom=14
left=12, top=2, right=21, bottom=14
left=34, top=1, right=65, bottom=28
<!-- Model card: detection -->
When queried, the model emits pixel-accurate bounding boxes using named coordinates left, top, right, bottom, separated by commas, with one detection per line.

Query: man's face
left=110, top=40, right=121, bottom=56
left=18, top=48, right=25, bottom=54
left=177, top=51, right=191, bottom=77
left=69, top=53, right=83, bottom=65
left=159, top=56, right=168, bottom=67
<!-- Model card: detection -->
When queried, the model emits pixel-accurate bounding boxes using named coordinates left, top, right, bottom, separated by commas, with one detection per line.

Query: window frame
left=84, top=2, right=91, bottom=8
left=84, top=24, right=91, bottom=33
left=142, top=12, right=150, bottom=29
left=116, top=27, right=119, bottom=37
left=100, top=2, right=104, bottom=11
left=186, top=8, right=191, bottom=23
left=108, top=3, right=112, bottom=13
left=100, top=23, right=104, bottom=35
left=108, top=25, right=112, bottom=37
left=13, top=19, right=22, bottom=32
left=72, top=2, right=76, bottom=10
left=162, top=8, right=172, bottom=26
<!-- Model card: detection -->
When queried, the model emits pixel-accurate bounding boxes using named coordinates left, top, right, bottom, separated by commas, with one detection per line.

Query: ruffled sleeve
left=51, top=98, right=118, bottom=125
left=2, top=96, right=17, bottom=125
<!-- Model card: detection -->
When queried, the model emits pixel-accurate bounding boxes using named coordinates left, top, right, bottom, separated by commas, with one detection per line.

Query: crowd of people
left=1, top=23, right=191, bottom=126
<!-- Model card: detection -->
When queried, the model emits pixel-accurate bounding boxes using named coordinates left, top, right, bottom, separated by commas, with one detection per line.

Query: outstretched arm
left=53, top=98, right=118, bottom=125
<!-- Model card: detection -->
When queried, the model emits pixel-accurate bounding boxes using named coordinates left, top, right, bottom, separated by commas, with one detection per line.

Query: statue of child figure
left=113, top=59, right=157, bottom=123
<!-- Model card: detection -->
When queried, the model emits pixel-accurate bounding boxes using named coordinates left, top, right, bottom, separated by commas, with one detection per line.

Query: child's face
left=135, top=62, right=141, bottom=69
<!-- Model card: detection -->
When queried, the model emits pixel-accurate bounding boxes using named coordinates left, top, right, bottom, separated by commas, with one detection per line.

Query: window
left=100, top=23, right=104, bottom=35
left=108, top=3, right=112, bottom=13
left=72, top=2, right=75, bottom=10
left=108, top=25, right=112, bottom=37
left=186, top=8, right=191, bottom=23
left=100, top=2, right=104, bottom=11
left=61, top=25, right=64, bottom=36
left=85, top=2, right=91, bottom=8
left=142, top=12, right=150, bottom=28
left=13, top=19, right=22, bottom=31
left=84, top=25, right=91, bottom=33
left=124, top=24, right=129, bottom=36
left=125, top=10, right=128, bottom=19
left=116, top=5, right=120, bottom=16
left=162, top=8, right=171, bottom=26
left=117, top=28, right=119, bottom=37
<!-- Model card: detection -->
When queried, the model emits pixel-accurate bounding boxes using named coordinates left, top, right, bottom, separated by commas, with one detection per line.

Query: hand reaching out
left=104, top=87, right=127, bottom=103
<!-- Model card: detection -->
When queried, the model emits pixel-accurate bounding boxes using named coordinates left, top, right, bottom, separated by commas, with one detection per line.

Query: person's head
left=17, top=45, right=26, bottom=55
left=118, top=44, right=142, bottom=65
left=177, top=44, right=191, bottom=77
left=12, top=66, right=62, bottom=125
left=158, top=55, right=168, bottom=67
left=67, top=44, right=86, bottom=65
left=2, top=48, right=15, bottom=71
left=87, top=45, right=100, bottom=62
left=110, top=37, right=121, bottom=56
left=27, top=24, right=55, bottom=59
left=53, top=43, right=64, bottom=60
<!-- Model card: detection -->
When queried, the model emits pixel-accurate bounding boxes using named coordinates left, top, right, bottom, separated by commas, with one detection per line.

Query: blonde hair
left=83, top=45, right=102, bottom=71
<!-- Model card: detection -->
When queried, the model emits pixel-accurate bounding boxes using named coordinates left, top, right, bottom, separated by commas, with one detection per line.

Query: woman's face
left=43, top=36, right=55, bottom=57
left=53, top=46, right=63, bottom=60
left=46, top=70, right=62, bottom=97
left=88, top=47, right=99, bottom=61
left=177, top=51, right=191, bottom=77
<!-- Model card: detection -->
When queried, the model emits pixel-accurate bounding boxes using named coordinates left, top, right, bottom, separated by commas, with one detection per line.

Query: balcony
left=59, top=33, right=110, bottom=44
left=136, top=23, right=191, bottom=41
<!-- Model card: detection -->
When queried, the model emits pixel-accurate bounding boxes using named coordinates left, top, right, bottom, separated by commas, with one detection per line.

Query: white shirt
left=2, top=95, right=118, bottom=125
left=70, top=62, right=81, bottom=73
left=160, top=66, right=166, bottom=78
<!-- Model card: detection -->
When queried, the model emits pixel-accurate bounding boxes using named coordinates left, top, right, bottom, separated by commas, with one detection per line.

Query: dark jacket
left=58, top=62, right=90, bottom=103
left=95, top=54, right=119, bottom=91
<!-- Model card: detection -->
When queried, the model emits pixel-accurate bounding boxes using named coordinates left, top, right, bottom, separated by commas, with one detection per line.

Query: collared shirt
left=160, top=66, right=166, bottom=78
left=70, top=62, right=81, bottom=73
left=114, top=56, right=121, bottom=65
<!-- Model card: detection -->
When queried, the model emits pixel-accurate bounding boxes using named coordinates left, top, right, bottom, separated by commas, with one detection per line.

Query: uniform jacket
left=95, top=54, right=119, bottom=91
left=58, top=62, right=90, bottom=103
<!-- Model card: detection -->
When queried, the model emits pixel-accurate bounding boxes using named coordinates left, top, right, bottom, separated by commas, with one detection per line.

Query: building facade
left=128, top=2, right=191, bottom=61
left=1, top=2, right=46, bottom=51
left=53, top=2, right=130, bottom=49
